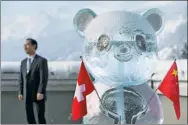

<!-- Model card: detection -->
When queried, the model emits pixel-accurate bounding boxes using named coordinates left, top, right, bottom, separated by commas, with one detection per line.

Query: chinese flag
left=158, top=60, right=180, bottom=119
left=72, top=61, right=95, bottom=121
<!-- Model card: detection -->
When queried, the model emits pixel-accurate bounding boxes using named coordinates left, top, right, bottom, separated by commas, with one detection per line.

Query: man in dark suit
left=18, top=38, right=48, bottom=124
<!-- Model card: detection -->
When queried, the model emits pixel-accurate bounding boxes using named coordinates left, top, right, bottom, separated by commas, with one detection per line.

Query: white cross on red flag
left=72, top=61, right=95, bottom=121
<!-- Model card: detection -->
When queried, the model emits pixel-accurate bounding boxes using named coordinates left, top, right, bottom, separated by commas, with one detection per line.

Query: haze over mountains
left=1, top=1, right=187, bottom=61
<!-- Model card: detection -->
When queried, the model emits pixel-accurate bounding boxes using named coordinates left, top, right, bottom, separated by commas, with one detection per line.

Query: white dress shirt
left=27, top=54, right=36, bottom=73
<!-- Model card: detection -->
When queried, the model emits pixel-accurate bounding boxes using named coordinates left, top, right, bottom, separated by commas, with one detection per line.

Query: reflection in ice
left=82, top=83, right=164, bottom=124
left=100, top=86, right=148, bottom=124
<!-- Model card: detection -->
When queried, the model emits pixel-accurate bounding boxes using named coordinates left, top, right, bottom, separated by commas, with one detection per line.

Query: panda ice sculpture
left=73, top=8, right=164, bottom=124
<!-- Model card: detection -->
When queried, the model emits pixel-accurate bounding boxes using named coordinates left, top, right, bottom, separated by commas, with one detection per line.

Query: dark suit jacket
left=18, top=54, right=48, bottom=102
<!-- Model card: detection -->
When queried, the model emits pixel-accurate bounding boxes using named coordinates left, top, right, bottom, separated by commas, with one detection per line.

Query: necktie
left=28, top=58, right=32, bottom=66
left=27, top=58, right=32, bottom=73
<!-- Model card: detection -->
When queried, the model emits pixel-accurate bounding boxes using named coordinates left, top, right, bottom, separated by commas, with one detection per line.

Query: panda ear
left=73, top=8, right=97, bottom=37
left=141, top=8, right=164, bottom=34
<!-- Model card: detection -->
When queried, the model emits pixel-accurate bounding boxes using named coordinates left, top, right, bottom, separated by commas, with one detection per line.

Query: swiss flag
left=158, top=60, right=181, bottom=119
left=72, top=61, right=95, bottom=121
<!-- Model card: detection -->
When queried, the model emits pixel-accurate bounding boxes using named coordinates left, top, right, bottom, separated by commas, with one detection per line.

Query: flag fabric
left=158, top=60, right=180, bottom=119
left=72, top=61, right=95, bottom=121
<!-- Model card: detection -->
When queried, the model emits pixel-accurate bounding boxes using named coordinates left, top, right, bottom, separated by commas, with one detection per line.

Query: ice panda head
left=73, top=8, right=164, bottom=85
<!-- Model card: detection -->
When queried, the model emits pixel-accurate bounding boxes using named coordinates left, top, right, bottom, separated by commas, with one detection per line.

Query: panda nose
left=119, top=46, right=129, bottom=54
left=118, top=45, right=130, bottom=54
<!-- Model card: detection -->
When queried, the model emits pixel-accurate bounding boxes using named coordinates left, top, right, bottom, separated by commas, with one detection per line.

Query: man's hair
left=26, top=38, right=38, bottom=50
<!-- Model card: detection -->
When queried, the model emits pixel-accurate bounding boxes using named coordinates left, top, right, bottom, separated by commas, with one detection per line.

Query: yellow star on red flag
left=172, top=69, right=178, bottom=77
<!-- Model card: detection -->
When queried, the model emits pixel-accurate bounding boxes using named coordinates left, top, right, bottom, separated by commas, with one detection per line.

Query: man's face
left=24, top=40, right=35, bottom=54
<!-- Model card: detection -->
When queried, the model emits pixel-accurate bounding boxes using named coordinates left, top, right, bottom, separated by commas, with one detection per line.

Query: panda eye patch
left=135, top=35, right=146, bottom=52
left=97, top=34, right=110, bottom=51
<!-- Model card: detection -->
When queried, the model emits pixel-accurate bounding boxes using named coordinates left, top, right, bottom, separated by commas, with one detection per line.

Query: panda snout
left=114, top=44, right=133, bottom=62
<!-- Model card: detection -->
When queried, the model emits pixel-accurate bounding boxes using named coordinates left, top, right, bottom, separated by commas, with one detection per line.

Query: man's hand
left=37, top=93, right=44, bottom=100
left=18, top=94, right=23, bottom=100
left=68, top=113, right=72, bottom=120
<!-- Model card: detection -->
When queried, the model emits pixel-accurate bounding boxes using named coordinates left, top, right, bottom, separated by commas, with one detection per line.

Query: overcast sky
left=1, top=1, right=187, bottom=61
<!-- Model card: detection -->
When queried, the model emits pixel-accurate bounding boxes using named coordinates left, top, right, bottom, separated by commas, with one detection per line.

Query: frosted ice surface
left=83, top=83, right=164, bottom=124
left=73, top=8, right=166, bottom=124
left=80, top=11, right=159, bottom=86
left=100, top=87, right=148, bottom=124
